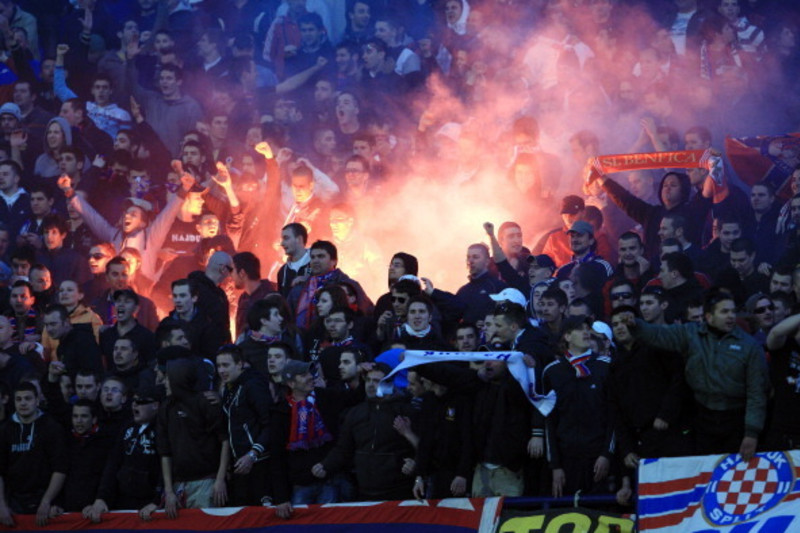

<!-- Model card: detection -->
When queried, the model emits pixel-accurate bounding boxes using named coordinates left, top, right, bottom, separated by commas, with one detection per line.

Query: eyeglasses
left=754, top=304, right=774, bottom=314
left=610, top=292, right=634, bottom=301
left=391, top=296, right=408, bottom=304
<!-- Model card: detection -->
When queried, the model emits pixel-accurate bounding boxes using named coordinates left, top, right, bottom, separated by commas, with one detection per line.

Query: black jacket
left=0, top=412, right=68, bottom=513
left=417, top=362, right=532, bottom=472
left=321, top=395, right=417, bottom=500
left=58, top=323, right=104, bottom=378
left=415, top=391, right=473, bottom=492
left=96, top=421, right=161, bottom=509
left=221, top=368, right=272, bottom=460
left=269, top=386, right=363, bottom=504
left=99, top=322, right=158, bottom=370
left=161, top=309, right=229, bottom=360
left=542, top=353, right=614, bottom=468
left=64, top=427, right=115, bottom=511
left=157, top=359, right=227, bottom=482
left=238, top=330, right=303, bottom=379
left=607, top=342, right=690, bottom=458
left=603, top=176, right=712, bottom=261
left=188, top=270, right=231, bottom=341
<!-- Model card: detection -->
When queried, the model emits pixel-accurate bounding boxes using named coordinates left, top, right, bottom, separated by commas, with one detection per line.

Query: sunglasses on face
left=610, top=292, right=634, bottom=301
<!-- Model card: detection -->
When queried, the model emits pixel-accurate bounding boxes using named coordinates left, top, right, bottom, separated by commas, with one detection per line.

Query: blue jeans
left=292, top=478, right=339, bottom=505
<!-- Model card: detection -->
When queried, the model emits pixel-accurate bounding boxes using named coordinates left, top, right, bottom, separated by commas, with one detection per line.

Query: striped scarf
left=332, top=336, right=354, bottom=347
left=566, top=350, right=592, bottom=378
left=295, top=271, right=336, bottom=329
left=10, top=309, right=37, bottom=341
left=286, top=391, right=332, bottom=451
left=250, top=330, right=281, bottom=343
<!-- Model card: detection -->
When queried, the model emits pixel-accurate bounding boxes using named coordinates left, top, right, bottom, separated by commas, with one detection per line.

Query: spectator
left=313, top=363, right=416, bottom=501
left=543, top=316, right=614, bottom=498
left=625, top=288, right=769, bottom=460
left=0, top=382, right=66, bottom=527
left=216, top=345, right=272, bottom=506
left=84, top=385, right=161, bottom=521
left=157, top=358, right=229, bottom=517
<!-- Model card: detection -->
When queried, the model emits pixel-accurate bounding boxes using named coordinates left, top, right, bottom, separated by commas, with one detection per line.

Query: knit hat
left=0, top=102, right=21, bottom=121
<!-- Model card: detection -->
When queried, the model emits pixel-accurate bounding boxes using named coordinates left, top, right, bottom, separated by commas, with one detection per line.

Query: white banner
left=638, top=451, right=800, bottom=532
left=377, top=349, right=556, bottom=416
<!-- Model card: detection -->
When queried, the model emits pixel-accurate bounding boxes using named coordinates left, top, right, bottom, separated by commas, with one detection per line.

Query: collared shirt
left=287, top=249, right=311, bottom=272
left=0, top=187, right=24, bottom=208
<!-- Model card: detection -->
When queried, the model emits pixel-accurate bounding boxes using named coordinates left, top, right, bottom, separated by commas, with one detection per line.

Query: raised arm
left=276, top=57, right=330, bottom=94
left=53, top=44, right=78, bottom=102
left=767, top=313, right=800, bottom=350
left=58, top=176, right=117, bottom=243
left=296, top=157, right=339, bottom=201
left=630, top=318, right=691, bottom=355
left=591, top=171, right=656, bottom=227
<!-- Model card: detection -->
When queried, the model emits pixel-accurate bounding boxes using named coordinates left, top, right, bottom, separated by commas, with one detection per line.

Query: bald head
left=206, top=251, right=234, bottom=284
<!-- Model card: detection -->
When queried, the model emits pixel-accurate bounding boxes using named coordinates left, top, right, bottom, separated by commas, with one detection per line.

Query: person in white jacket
left=56, top=167, right=195, bottom=282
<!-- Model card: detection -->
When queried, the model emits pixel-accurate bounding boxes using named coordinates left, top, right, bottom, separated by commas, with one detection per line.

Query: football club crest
left=702, top=452, right=795, bottom=526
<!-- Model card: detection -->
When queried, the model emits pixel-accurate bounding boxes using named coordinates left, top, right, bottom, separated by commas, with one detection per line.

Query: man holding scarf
left=288, top=240, right=372, bottom=330
left=269, top=360, right=364, bottom=518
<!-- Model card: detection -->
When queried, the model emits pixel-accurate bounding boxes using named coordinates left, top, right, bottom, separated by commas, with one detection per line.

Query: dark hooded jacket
left=157, top=358, right=227, bottom=482
left=602, top=172, right=712, bottom=260
left=0, top=411, right=68, bottom=513
left=58, top=323, right=104, bottom=378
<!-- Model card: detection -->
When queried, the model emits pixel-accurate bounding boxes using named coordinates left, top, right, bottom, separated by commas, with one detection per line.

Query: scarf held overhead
left=585, top=148, right=723, bottom=185
left=377, top=349, right=556, bottom=416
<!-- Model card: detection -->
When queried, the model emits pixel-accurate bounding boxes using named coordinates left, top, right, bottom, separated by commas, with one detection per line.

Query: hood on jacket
left=166, top=357, right=198, bottom=402
left=658, top=171, right=691, bottom=208
left=44, top=116, right=73, bottom=150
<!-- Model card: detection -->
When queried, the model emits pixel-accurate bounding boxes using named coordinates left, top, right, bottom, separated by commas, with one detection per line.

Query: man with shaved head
left=188, top=251, right=234, bottom=342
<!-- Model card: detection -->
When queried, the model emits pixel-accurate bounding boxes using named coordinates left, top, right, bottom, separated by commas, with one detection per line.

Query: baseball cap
left=489, top=288, right=527, bottom=308
left=560, top=195, right=585, bottom=215
left=526, top=254, right=556, bottom=270
left=0, top=102, right=21, bottom=121
left=591, top=320, right=616, bottom=348
left=567, top=220, right=594, bottom=235
left=282, top=360, right=313, bottom=382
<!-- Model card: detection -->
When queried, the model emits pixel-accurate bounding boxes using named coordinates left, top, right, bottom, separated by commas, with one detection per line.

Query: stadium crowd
left=0, top=0, right=799, bottom=526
